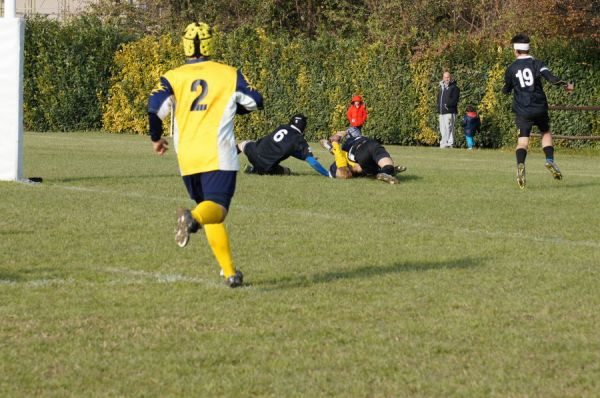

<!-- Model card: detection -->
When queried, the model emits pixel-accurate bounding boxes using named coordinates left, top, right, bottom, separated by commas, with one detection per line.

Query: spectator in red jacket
left=346, top=95, right=368, bottom=131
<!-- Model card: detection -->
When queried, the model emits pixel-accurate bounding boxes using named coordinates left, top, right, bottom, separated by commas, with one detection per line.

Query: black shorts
left=243, top=141, right=286, bottom=175
left=182, top=170, right=237, bottom=209
left=515, top=112, right=550, bottom=137
left=349, top=140, right=390, bottom=176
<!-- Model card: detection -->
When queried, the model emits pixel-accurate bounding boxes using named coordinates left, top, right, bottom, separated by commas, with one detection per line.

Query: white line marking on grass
left=0, top=278, right=76, bottom=287
left=41, top=183, right=600, bottom=249
left=103, top=267, right=222, bottom=286
left=398, top=154, right=599, bottom=177
left=53, top=185, right=182, bottom=203
left=0, top=267, right=238, bottom=289
left=400, top=154, right=502, bottom=163
left=103, top=267, right=256, bottom=290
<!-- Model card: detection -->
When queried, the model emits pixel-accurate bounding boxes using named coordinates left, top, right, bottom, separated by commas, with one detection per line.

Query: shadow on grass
left=0, top=267, right=76, bottom=284
left=397, top=174, right=423, bottom=183
left=253, top=256, right=485, bottom=291
left=0, top=270, right=24, bottom=282
left=242, top=167, right=424, bottom=182
left=561, top=181, right=600, bottom=189
left=0, top=230, right=34, bottom=235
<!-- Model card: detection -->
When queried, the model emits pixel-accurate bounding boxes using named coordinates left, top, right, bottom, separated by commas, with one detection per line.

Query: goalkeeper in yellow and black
left=320, top=127, right=406, bottom=184
left=147, top=22, right=263, bottom=288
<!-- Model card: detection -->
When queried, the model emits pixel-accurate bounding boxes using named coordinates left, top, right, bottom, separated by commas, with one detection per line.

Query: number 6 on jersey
left=273, top=129, right=288, bottom=142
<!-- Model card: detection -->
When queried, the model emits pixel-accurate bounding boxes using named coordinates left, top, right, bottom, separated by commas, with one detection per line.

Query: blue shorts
left=182, top=170, right=237, bottom=209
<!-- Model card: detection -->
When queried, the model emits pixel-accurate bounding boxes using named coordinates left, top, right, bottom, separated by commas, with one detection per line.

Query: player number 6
left=273, top=129, right=288, bottom=142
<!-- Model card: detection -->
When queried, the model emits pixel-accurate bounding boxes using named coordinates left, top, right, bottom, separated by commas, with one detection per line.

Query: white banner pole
left=0, top=4, right=25, bottom=181
left=5, top=0, right=17, bottom=18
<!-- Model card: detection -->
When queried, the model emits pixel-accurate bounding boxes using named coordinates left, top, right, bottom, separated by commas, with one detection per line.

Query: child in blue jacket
left=461, top=105, right=481, bottom=149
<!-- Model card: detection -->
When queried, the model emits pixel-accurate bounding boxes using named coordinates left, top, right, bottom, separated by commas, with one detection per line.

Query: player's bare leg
left=319, top=139, right=333, bottom=153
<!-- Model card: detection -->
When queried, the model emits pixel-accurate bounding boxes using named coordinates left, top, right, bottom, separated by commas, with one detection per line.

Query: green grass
left=1, top=132, right=600, bottom=397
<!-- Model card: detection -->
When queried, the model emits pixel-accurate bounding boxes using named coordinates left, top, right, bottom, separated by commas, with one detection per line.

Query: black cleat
left=516, top=163, right=526, bottom=189
left=545, top=161, right=563, bottom=180
left=175, top=207, right=200, bottom=247
left=376, top=172, right=399, bottom=185
left=225, top=270, right=244, bottom=288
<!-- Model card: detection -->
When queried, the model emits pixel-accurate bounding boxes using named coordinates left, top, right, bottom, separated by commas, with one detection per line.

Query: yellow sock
left=204, top=223, right=236, bottom=278
left=332, top=142, right=349, bottom=168
left=191, top=200, right=224, bottom=225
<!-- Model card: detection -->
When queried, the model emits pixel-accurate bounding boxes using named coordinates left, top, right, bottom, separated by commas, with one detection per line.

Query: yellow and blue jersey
left=329, top=142, right=359, bottom=177
left=148, top=58, right=263, bottom=175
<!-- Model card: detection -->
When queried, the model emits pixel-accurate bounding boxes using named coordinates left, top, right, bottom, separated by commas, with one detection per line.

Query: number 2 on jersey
left=516, top=68, right=534, bottom=88
left=190, top=80, right=208, bottom=111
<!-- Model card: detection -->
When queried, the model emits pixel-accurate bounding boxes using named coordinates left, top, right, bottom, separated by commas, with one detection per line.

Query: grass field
left=1, top=132, right=600, bottom=397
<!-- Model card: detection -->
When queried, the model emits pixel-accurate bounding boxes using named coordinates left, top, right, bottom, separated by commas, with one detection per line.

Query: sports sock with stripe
left=542, top=145, right=554, bottom=162
left=516, top=148, right=527, bottom=164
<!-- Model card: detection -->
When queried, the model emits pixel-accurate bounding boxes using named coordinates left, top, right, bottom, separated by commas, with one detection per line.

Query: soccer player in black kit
left=238, top=114, right=329, bottom=177
left=502, top=33, right=574, bottom=189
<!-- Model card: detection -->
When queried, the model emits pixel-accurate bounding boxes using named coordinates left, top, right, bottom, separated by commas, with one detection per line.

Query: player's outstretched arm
left=305, top=156, right=330, bottom=177
left=540, top=66, right=574, bottom=91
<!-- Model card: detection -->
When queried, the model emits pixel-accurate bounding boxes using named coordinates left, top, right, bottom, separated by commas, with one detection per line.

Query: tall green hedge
left=102, top=35, right=182, bottom=134
left=24, top=18, right=600, bottom=148
left=24, top=15, right=124, bottom=131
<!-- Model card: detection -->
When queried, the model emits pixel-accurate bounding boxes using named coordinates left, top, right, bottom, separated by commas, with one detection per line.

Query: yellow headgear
left=182, top=22, right=213, bottom=58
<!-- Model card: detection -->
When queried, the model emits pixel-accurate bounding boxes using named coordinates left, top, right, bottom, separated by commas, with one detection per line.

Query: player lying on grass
left=237, top=114, right=329, bottom=177
left=320, top=127, right=406, bottom=184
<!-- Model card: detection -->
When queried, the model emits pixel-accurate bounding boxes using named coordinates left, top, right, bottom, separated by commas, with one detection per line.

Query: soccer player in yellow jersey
left=147, top=22, right=263, bottom=288
left=320, top=127, right=406, bottom=184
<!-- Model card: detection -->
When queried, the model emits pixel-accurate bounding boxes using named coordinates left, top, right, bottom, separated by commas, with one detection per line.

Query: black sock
left=542, top=146, right=554, bottom=162
left=516, top=148, right=527, bottom=164
left=189, top=220, right=200, bottom=233
left=380, top=165, right=396, bottom=175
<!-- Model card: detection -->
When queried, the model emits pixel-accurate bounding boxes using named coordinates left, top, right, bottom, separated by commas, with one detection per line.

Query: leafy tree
left=85, top=0, right=600, bottom=43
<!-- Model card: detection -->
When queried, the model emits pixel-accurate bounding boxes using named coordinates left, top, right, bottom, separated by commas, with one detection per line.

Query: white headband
left=513, top=43, right=530, bottom=51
